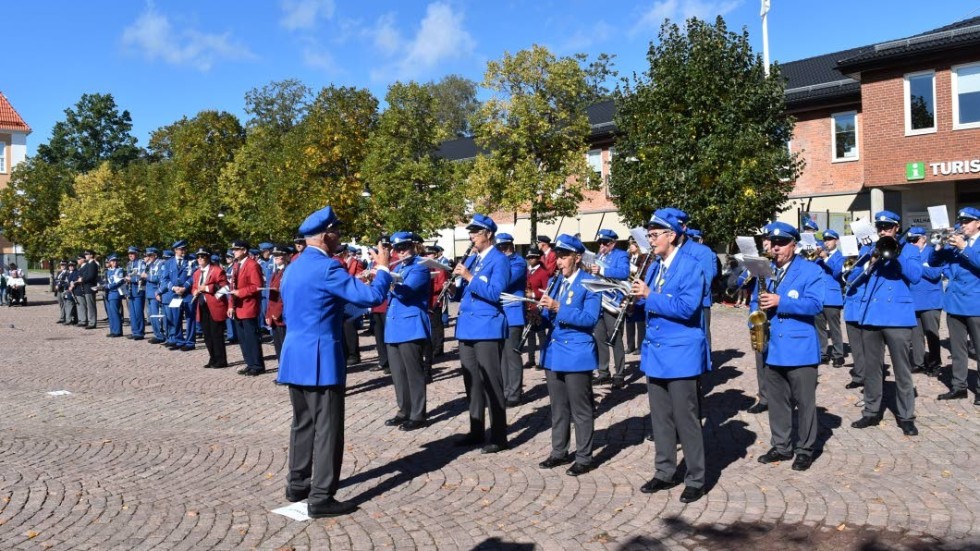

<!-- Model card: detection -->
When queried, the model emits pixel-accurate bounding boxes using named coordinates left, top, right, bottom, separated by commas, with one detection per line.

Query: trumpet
left=798, top=247, right=821, bottom=261
left=929, top=228, right=964, bottom=246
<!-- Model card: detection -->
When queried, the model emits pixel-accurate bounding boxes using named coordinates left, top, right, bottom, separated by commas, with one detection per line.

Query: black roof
left=837, top=16, right=980, bottom=72
left=781, top=45, right=868, bottom=109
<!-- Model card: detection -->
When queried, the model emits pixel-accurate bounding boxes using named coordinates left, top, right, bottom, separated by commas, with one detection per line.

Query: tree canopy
left=610, top=17, right=802, bottom=247
left=35, top=93, right=141, bottom=173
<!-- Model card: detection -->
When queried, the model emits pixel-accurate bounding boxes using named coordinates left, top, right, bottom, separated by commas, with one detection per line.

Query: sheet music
left=839, top=235, right=860, bottom=257
left=168, top=297, right=183, bottom=308
left=799, top=233, right=818, bottom=250
left=419, top=257, right=452, bottom=272
left=742, top=255, right=774, bottom=279
left=850, top=218, right=878, bottom=245
left=735, top=236, right=759, bottom=257
left=581, top=250, right=596, bottom=266
left=927, top=205, right=950, bottom=230
left=215, top=285, right=231, bottom=299
left=629, top=227, right=652, bottom=254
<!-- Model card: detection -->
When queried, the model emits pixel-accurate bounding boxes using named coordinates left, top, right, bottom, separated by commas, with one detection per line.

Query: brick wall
left=789, top=106, right=865, bottom=196
left=861, top=53, right=980, bottom=187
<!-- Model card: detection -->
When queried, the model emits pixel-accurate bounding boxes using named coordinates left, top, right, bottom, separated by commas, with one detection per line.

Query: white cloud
left=631, top=0, right=742, bottom=37
left=300, top=38, right=339, bottom=73
left=121, top=4, right=255, bottom=71
left=370, top=2, right=475, bottom=81
left=280, top=0, right=335, bottom=31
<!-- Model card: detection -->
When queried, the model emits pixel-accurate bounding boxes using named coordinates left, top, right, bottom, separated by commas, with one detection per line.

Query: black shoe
left=611, top=377, right=625, bottom=389
left=832, top=358, right=844, bottom=368
left=481, top=443, right=508, bottom=454
left=845, top=381, right=863, bottom=389
left=453, top=433, right=483, bottom=447
left=539, top=455, right=574, bottom=469
left=791, top=454, right=814, bottom=471
left=285, top=488, right=309, bottom=502
left=937, top=389, right=967, bottom=400
left=384, top=416, right=407, bottom=427
left=203, top=363, right=213, bottom=369
left=399, top=419, right=427, bottom=431
left=307, top=498, right=357, bottom=518
left=125, top=335, right=135, bottom=339
left=594, top=375, right=613, bottom=385
left=898, top=420, right=918, bottom=436
left=148, top=338, right=163, bottom=344
left=131, top=336, right=144, bottom=341
left=505, top=398, right=521, bottom=408
left=107, top=333, right=122, bottom=338
left=180, top=346, right=195, bottom=351
left=85, top=326, right=98, bottom=330
left=974, top=395, right=980, bottom=406
left=625, top=348, right=637, bottom=355
left=211, top=363, right=228, bottom=369
left=820, top=355, right=830, bottom=364
left=237, top=367, right=250, bottom=375
left=639, top=477, right=680, bottom=494
left=851, top=415, right=882, bottom=429
left=165, top=344, right=178, bottom=350
left=747, top=403, right=768, bottom=414
left=524, top=362, right=537, bottom=369
left=910, top=365, right=925, bottom=374
left=757, top=448, right=793, bottom=464
left=679, top=486, right=705, bottom=503
left=244, top=368, right=266, bottom=376
left=566, top=462, right=593, bottom=476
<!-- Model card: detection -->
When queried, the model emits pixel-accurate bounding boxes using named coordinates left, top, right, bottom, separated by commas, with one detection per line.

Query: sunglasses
left=770, top=237, right=794, bottom=246
left=875, top=223, right=897, bottom=230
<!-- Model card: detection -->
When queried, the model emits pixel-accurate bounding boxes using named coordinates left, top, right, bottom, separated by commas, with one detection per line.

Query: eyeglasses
left=770, top=237, right=794, bottom=247
left=956, top=218, right=977, bottom=224
left=875, top=223, right=897, bottom=231
left=647, top=231, right=672, bottom=240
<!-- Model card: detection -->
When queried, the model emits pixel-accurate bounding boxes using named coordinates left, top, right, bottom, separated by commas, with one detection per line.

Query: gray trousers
left=754, top=351, right=768, bottom=405
left=703, top=306, right=712, bottom=354
left=546, top=370, right=594, bottom=465
left=371, top=312, right=387, bottom=368
left=815, top=306, right=844, bottom=361
left=430, top=308, right=445, bottom=356
left=387, top=340, right=427, bottom=421
left=846, top=322, right=865, bottom=384
left=765, top=365, right=818, bottom=456
left=502, top=326, right=524, bottom=402
left=594, top=310, right=625, bottom=378
left=343, top=318, right=359, bottom=362
left=77, top=293, right=97, bottom=327
left=527, top=328, right=544, bottom=366
left=287, top=385, right=345, bottom=504
left=647, top=377, right=705, bottom=488
left=459, top=340, right=507, bottom=445
left=947, top=314, right=980, bottom=393
left=861, top=326, right=915, bottom=421
left=57, top=292, right=65, bottom=321
left=911, top=309, right=942, bottom=371
left=625, top=319, right=645, bottom=352
left=62, top=296, right=77, bottom=324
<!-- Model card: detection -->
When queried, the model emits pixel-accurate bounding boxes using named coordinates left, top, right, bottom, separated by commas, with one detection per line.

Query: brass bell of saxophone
left=748, top=307, right=769, bottom=353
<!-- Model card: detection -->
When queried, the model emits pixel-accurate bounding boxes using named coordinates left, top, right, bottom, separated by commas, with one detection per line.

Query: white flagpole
left=761, top=0, right=771, bottom=76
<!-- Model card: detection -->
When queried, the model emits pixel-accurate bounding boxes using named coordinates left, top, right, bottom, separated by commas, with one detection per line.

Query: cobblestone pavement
left=1, top=300, right=978, bottom=550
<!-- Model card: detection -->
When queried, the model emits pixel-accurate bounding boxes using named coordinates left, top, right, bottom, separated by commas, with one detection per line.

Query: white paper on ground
left=839, top=235, right=860, bottom=257
left=47, top=390, right=72, bottom=396
left=735, top=236, right=759, bottom=257
left=271, top=501, right=310, bottom=521
left=742, top=255, right=774, bottom=279
left=629, top=227, right=652, bottom=254
left=927, top=205, right=950, bottom=230
left=168, top=297, right=184, bottom=308
left=850, top=218, right=877, bottom=245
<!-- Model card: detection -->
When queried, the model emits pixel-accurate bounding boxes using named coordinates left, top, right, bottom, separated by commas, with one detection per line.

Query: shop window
left=904, top=71, right=935, bottom=134
left=831, top=111, right=858, bottom=162
left=952, top=62, right=980, bottom=129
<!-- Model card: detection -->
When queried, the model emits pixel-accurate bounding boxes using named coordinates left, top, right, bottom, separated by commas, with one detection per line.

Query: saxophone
left=747, top=254, right=774, bottom=353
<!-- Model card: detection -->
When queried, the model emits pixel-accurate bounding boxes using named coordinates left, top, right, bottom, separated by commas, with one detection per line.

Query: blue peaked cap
left=648, top=209, right=683, bottom=234
left=957, top=206, right=980, bottom=221
left=495, top=233, right=514, bottom=244
left=874, top=210, right=901, bottom=225
left=391, top=231, right=414, bottom=247
left=465, top=214, right=497, bottom=233
left=299, top=205, right=341, bottom=236
left=596, top=229, right=618, bottom=241
left=765, top=221, right=800, bottom=241
left=822, top=229, right=840, bottom=240
left=554, top=233, right=585, bottom=254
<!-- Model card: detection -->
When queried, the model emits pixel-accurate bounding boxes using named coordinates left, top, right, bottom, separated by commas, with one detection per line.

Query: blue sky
left=5, top=1, right=980, bottom=156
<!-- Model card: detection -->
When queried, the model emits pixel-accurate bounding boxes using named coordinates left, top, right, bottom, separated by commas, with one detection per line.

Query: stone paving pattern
left=1, top=299, right=978, bottom=550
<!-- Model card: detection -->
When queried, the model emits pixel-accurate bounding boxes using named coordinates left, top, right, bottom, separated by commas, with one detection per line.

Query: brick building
left=439, top=17, right=980, bottom=255
left=0, top=91, right=31, bottom=259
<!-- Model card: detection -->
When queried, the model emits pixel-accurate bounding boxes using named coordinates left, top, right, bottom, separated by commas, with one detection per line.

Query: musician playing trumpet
left=589, top=229, right=630, bottom=388
left=749, top=222, right=825, bottom=471
left=536, top=234, right=600, bottom=476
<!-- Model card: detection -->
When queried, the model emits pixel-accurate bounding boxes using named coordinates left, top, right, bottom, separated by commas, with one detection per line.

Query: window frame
left=0, top=142, right=6, bottom=173
left=952, top=61, right=980, bottom=131
left=903, top=70, right=936, bottom=136
left=830, top=110, right=859, bottom=163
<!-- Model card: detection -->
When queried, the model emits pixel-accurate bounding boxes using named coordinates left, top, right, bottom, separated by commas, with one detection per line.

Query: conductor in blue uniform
left=633, top=210, right=709, bottom=503
left=276, top=206, right=392, bottom=518
left=537, top=234, right=601, bottom=476
left=383, top=231, right=432, bottom=432
left=451, top=214, right=512, bottom=454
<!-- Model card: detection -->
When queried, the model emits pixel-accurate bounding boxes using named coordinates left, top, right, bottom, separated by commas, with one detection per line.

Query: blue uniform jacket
left=909, top=249, right=944, bottom=312
left=126, top=260, right=147, bottom=298
left=932, top=240, right=980, bottom=316
left=640, top=253, right=709, bottom=379
left=852, top=243, right=922, bottom=327
left=160, top=257, right=194, bottom=304
left=454, top=247, right=511, bottom=341
left=815, top=250, right=844, bottom=307
left=384, top=255, right=432, bottom=344
left=259, top=258, right=274, bottom=299
left=540, top=271, right=600, bottom=372
left=679, top=240, right=717, bottom=308
left=105, top=267, right=126, bottom=300
left=277, top=247, right=392, bottom=387
left=145, top=259, right=163, bottom=296
left=503, top=253, right=528, bottom=328
left=750, top=257, right=826, bottom=367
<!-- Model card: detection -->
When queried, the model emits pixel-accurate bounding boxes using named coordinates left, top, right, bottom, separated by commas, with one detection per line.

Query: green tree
left=425, top=75, right=479, bottom=137
left=36, top=93, right=141, bottom=173
left=243, top=79, right=312, bottom=134
left=55, top=164, right=135, bottom=256
left=468, top=45, right=596, bottom=240
left=610, top=17, right=802, bottom=246
left=361, top=82, right=464, bottom=237
left=0, top=157, right=74, bottom=264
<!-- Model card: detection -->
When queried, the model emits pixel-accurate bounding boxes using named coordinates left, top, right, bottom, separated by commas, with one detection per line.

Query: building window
left=0, top=144, right=6, bottom=173
left=831, top=111, right=858, bottom=162
left=904, top=71, right=935, bottom=134
left=952, top=62, right=980, bottom=129
left=586, top=148, right=602, bottom=180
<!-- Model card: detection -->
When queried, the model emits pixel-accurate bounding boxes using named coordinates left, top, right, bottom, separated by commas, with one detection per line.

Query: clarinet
left=435, top=245, right=476, bottom=307
left=604, top=253, right=654, bottom=346
left=514, top=274, right=560, bottom=354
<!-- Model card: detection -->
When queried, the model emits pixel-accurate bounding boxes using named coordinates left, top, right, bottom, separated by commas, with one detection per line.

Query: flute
left=514, top=274, right=560, bottom=354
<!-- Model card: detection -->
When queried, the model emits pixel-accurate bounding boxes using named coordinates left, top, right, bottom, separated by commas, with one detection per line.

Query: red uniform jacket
left=191, top=264, right=229, bottom=323
left=526, top=264, right=551, bottom=300
left=266, top=266, right=286, bottom=327
left=541, top=249, right=557, bottom=276
left=429, top=267, right=448, bottom=311
left=346, top=256, right=364, bottom=277
left=369, top=257, right=399, bottom=314
left=230, top=257, right=263, bottom=319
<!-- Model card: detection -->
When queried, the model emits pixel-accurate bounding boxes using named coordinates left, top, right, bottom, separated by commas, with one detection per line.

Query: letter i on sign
left=906, top=162, right=925, bottom=181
